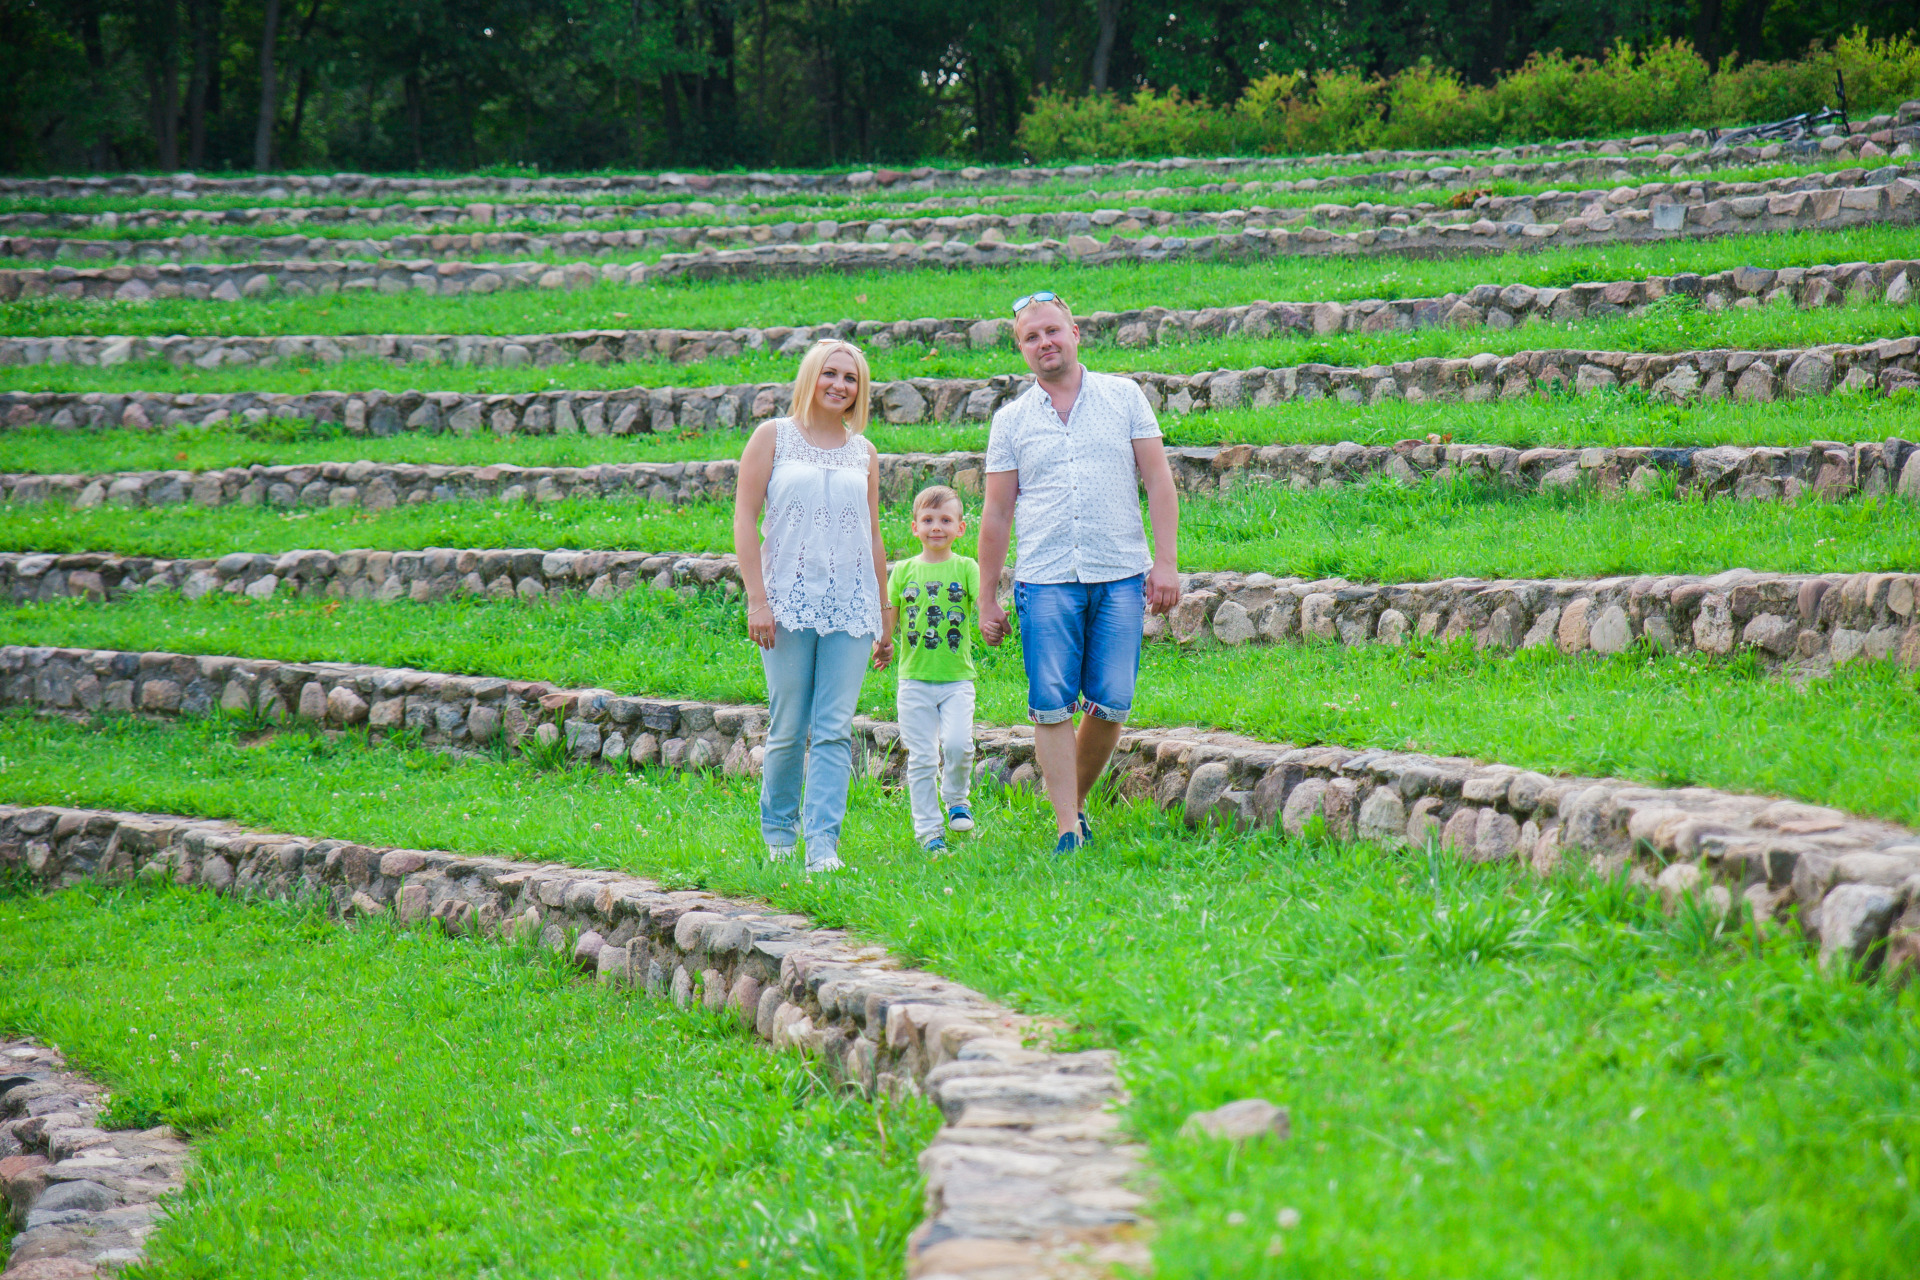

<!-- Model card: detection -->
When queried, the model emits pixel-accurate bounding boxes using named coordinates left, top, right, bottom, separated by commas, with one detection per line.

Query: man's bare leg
left=1033, top=720, right=1083, bottom=836
left=1074, top=716, right=1124, bottom=815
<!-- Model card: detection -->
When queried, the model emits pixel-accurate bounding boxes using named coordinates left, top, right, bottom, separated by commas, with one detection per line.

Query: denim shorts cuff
left=1083, top=700, right=1131, bottom=724
left=1029, top=705, right=1077, bottom=725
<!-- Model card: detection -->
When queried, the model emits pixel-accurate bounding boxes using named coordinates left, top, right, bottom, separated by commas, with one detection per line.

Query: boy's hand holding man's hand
left=980, top=598, right=1009, bottom=647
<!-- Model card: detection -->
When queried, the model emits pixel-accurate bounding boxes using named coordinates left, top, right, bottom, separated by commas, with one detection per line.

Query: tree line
left=0, top=0, right=1911, bottom=173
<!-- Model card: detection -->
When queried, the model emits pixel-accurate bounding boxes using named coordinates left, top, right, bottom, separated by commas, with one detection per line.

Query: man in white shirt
left=977, top=291, right=1181, bottom=855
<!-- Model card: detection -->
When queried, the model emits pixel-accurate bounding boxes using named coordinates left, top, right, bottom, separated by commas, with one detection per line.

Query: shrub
left=1016, top=28, right=1920, bottom=163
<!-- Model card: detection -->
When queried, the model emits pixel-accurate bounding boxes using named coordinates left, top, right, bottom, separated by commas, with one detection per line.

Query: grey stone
left=1180, top=1098, right=1291, bottom=1141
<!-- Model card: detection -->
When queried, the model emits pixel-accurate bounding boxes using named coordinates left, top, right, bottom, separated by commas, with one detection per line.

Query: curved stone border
left=12, top=254, right=1914, bottom=374
left=6, top=340, right=1920, bottom=448
left=0, top=150, right=1820, bottom=239
left=4, top=432, right=1917, bottom=519
left=2, top=805, right=1147, bottom=1279
left=10, top=164, right=1917, bottom=267
left=5, top=644, right=1919, bottom=980
left=10, top=549, right=1914, bottom=673
left=8, top=178, right=1918, bottom=300
left=0, top=1037, right=189, bottom=1280
left=3, top=101, right=1914, bottom=202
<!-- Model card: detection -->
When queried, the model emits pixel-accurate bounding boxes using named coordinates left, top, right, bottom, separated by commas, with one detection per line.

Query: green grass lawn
left=5, top=224, right=1912, bottom=339
left=8, top=295, right=1916, bottom=406
left=7, top=480, right=1914, bottom=580
left=0, top=871, right=933, bottom=1279
left=7, top=589, right=1918, bottom=824
left=3, top=392, right=1914, bottom=478
left=3, top=711, right=1915, bottom=1278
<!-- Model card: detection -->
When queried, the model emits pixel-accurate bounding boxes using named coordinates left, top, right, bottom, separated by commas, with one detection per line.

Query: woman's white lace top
left=759, top=417, right=882, bottom=638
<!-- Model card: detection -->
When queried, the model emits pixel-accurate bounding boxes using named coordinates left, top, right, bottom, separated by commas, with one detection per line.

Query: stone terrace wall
left=11, top=256, right=1914, bottom=374
left=8, top=179, right=1918, bottom=301
left=8, top=549, right=1919, bottom=673
left=5, top=435, right=1918, bottom=518
left=3, top=100, right=1915, bottom=201
left=5, top=644, right=1919, bottom=979
left=10, top=165, right=1916, bottom=266
left=0, top=1037, right=189, bottom=1280
left=6, top=340, right=1920, bottom=445
left=0, top=804, right=1147, bottom=1279
left=0, top=150, right=1824, bottom=237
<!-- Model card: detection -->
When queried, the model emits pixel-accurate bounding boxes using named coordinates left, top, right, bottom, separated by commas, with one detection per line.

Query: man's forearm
left=1145, top=478, right=1179, bottom=567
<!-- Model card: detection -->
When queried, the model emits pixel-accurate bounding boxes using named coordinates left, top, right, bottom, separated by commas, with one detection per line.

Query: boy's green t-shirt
left=887, top=554, right=979, bottom=683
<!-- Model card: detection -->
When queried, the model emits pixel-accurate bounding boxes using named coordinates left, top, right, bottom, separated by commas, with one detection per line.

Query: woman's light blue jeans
left=759, top=624, right=871, bottom=860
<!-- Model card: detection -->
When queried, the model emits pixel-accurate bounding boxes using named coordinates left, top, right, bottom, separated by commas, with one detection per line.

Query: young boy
left=880, top=485, right=980, bottom=852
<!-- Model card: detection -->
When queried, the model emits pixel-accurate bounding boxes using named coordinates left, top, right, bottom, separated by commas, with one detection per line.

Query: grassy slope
left=3, top=713, right=1915, bottom=1278
left=0, top=877, right=932, bottom=1279
left=0, top=154, right=1880, bottom=223
left=3, top=393, right=1917, bottom=477
left=6, top=482, right=1915, bottom=579
left=5, top=590, right=1918, bottom=823
left=3, top=158, right=1889, bottom=242
left=4, top=225, right=1913, bottom=339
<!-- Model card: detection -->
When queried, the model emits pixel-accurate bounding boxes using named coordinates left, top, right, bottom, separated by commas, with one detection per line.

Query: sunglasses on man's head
left=1011, top=290, right=1065, bottom=314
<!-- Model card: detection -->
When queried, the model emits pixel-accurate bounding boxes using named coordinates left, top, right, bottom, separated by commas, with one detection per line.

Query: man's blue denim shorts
left=1013, top=574, right=1145, bottom=725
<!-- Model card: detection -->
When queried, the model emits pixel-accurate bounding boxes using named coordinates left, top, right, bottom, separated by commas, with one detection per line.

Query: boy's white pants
left=897, top=678, right=976, bottom=843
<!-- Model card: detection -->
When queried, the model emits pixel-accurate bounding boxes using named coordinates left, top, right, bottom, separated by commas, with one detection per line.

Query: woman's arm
left=866, top=440, right=894, bottom=666
left=733, top=422, right=780, bottom=649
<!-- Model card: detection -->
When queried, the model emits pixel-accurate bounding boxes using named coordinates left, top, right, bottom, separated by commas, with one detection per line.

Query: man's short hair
left=912, top=484, right=964, bottom=517
left=1013, top=295, right=1074, bottom=338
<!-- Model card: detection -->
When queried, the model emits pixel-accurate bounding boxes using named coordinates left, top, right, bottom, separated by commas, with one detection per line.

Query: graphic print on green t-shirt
left=887, top=554, right=980, bottom=683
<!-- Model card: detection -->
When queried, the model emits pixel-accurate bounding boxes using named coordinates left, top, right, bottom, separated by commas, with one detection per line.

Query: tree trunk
left=1693, top=0, right=1725, bottom=69
left=1033, top=0, right=1055, bottom=88
left=254, top=0, right=282, bottom=171
left=148, top=7, right=182, bottom=172
left=187, top=0, right=213, bottom=168
left=79, top=1, right=111, bottom=169
left=404, top=68, right=424, bottom=167
left=289, top=65, right=314, bottom=166
left=1091, top=0, right=1119, bottom=93
left=756, top=0, right=770, bottom=120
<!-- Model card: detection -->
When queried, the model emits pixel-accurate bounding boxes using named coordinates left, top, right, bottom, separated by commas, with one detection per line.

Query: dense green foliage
left=0, top=877, right=933, bottom=1278
left=2, top=2, right=1912, bottom=172
left=1021, top=30, right=1920, bottom=159
left=3, top=713, right=1917, bottom=1277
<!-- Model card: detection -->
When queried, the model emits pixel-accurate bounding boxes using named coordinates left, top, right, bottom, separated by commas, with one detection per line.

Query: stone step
left=0, top=1037, right=188, bottom=1278
left=4, top=434, right=1917, bottom=518
left=6, top=644, right=1917, bottom=982
left=8, top=177, right=1919, bottom=301
left=0, top=149, right=1785, bottom=243
left=0, top=807, right=1143, bottom=1279
left=7, top=549, right=1914, bottom=673
left=6, top=339, right=1919, bottom=442
left=11, top=253, right=1914, bottom=374
left=10, top=163, right=1916, bottom=267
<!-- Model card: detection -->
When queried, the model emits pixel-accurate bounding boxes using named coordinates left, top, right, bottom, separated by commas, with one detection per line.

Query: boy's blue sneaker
left=947, top=804, right=975, bottom=832
left=1052, top=831, right=1085, bottom=857
left=923, top=835, right=949, bottom=853
left=1078, top=811, right=1093, bottom=842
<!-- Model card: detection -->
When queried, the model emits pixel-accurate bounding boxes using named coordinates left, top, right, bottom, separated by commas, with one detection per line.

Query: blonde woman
left=733, top=339, right=893, bottom=873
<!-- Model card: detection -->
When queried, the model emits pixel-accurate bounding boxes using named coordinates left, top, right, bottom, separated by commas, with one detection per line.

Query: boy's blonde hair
left=789, top=338, right=872, bottom=433
left=912, top=484, right=964, bottom=518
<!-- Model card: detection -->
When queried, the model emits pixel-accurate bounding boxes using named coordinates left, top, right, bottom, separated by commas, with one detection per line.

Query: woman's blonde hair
left=789, top=338, right=872, bottom=434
